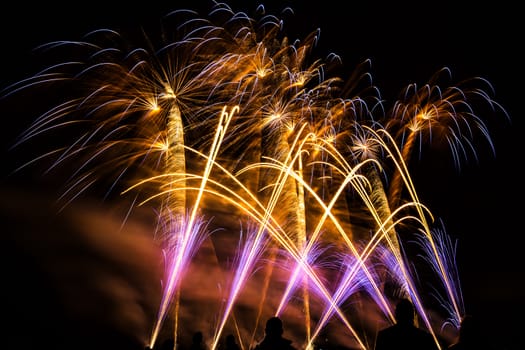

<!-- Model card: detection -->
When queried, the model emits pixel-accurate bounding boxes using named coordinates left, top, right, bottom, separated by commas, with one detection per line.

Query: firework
left=3, top=2, right=508, bottom=350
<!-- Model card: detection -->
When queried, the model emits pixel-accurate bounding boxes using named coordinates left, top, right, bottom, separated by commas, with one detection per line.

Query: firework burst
left=3, top=2, right=509, bottom=350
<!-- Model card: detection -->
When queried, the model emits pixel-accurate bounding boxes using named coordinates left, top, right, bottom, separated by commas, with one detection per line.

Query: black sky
left=1, top=1, right=522, bottom=349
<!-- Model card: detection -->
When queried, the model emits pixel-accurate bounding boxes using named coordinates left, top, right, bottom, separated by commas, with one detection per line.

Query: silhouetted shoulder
left=375, top=323, right=438, bottom=350
left=254, top=337, right=297, bottom=350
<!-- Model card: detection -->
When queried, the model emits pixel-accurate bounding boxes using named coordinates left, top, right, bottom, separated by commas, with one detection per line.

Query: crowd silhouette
left=145, top=299, right=489, bottom=350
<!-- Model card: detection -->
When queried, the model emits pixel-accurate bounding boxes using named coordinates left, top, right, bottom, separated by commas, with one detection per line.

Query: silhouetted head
left=192, top=331, right=203, bottom=344
left=459, top=315, right=477, bottom=343
left=394, top=298, right=415, bottom=325
left=265, top=316, right=284, bottom=337
left=161, top=338, right=175, bottom=350
left=226, top=334, right=236, bottom=345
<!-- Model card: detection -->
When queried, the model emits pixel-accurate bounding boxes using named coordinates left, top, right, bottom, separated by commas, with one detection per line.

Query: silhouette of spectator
left=159, top=337, right=175, bottom=350
left=448, top=315, right=490, bottom=349
left=189, top=331, right=207, bottom=350
left=253, top=316, right=297, bottom=350
left=225, top=333, right=241, bottom=350
left=375, top=298, right=438, bottom=350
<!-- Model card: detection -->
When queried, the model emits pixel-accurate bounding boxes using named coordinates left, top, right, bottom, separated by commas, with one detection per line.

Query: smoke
left=1, top=186, right=163, bottom=350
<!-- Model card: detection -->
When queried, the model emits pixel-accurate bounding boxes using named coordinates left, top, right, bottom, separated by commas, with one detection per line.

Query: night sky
left=1, top=1, right=522, bottom=349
